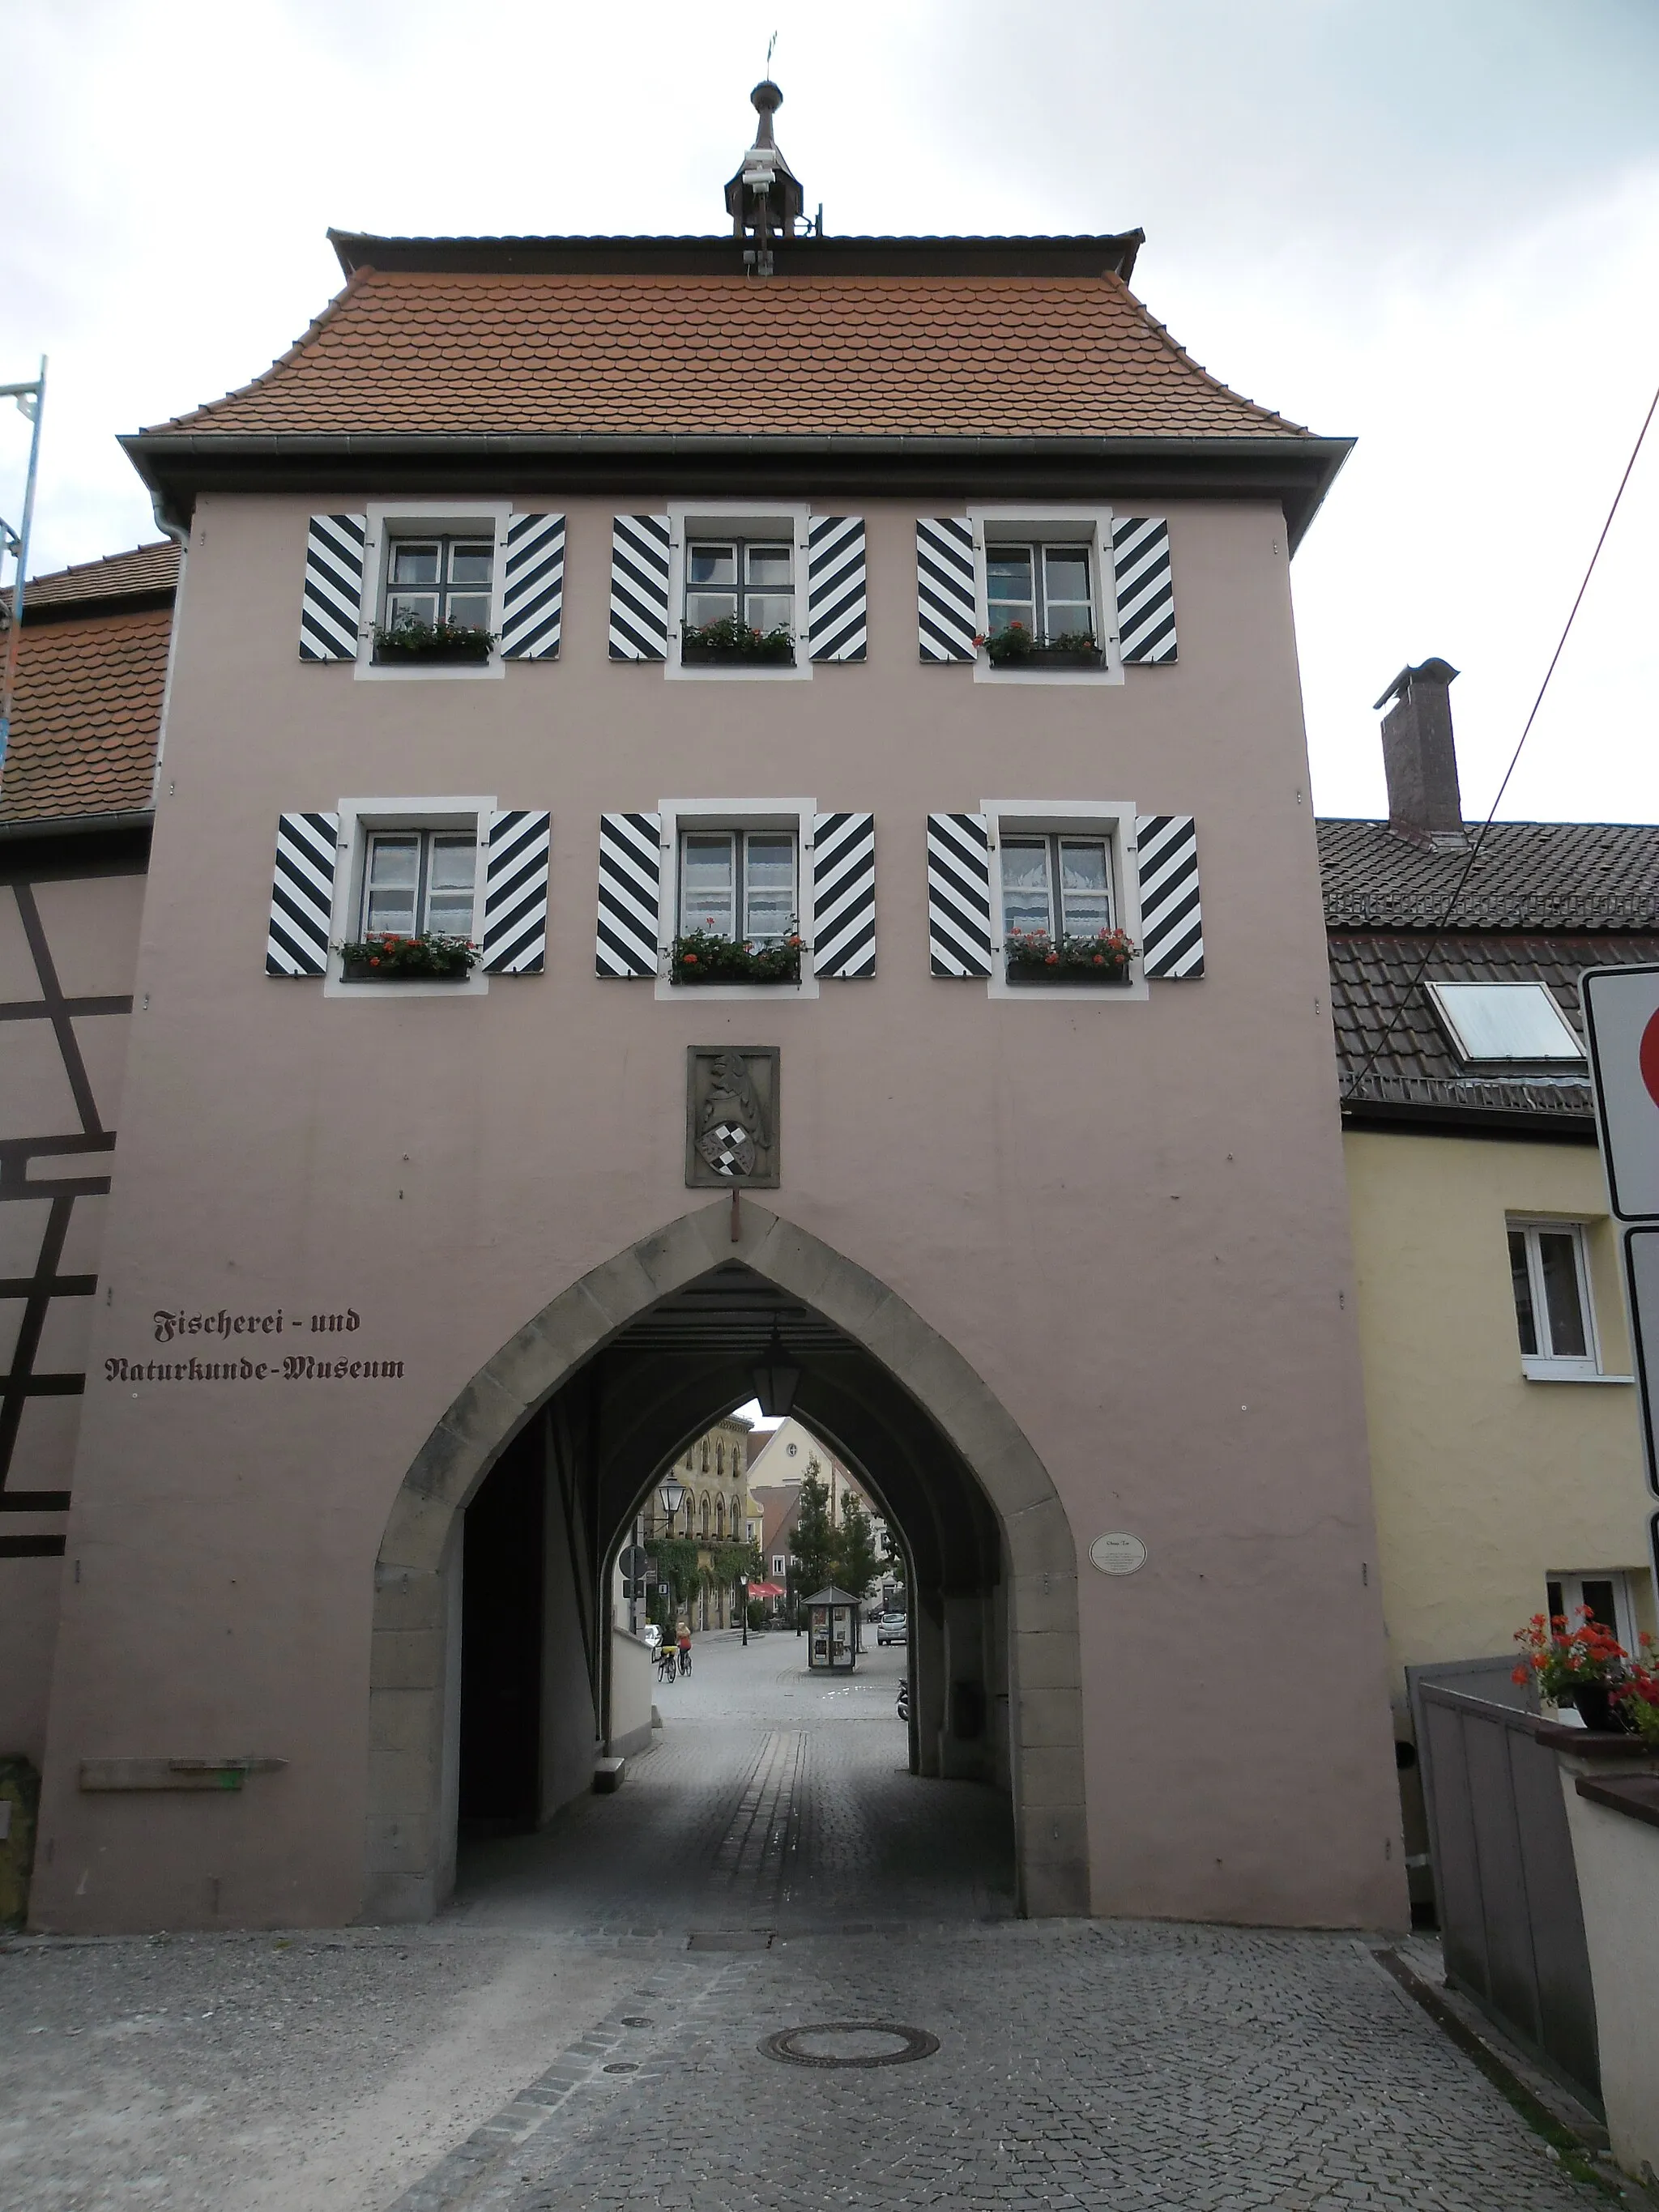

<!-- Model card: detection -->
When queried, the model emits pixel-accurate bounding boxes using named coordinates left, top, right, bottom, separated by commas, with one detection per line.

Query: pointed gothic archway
left=363, top=1200, right=1086, bottom=1921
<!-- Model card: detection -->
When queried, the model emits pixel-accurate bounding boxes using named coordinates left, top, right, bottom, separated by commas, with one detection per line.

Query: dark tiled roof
left=1327, top=930, right=1659, bottom=1121
left=1318, top=819, right=1659, bottom=931
left=147, top=268, right=1314, bottom=441
left=11, top=540, right=179, bottom=616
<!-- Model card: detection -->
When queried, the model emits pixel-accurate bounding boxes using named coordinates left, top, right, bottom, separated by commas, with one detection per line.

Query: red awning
left=748, top=1581, right=786, bottom=1598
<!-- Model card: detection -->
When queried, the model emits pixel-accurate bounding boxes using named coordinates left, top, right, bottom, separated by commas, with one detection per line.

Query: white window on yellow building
left=1546, top=1570, right=1640, bottom=1653
left=1507, top=1218, right=1600, bottom=1381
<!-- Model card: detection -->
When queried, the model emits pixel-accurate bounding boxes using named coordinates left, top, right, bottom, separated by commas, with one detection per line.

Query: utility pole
left=0, top=357, right=47, bottom=789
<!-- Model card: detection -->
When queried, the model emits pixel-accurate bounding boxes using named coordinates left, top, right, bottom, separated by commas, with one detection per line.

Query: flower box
left=672, top=926, right=802, bottom=986
left=1005, top=961, right=1132, bottom=985
left=978, top=625, right=1104, bottom=670
left=372, top=616, right=496, bottom=665
left=679, top=620, right=795, bottom=667
left=339, top=934, right=479, bottom=982
left=1004, top=927, right=1136, bottom=986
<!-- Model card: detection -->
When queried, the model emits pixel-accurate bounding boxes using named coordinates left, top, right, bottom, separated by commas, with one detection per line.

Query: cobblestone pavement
left=1, top=1630, right=1615, bottom=2210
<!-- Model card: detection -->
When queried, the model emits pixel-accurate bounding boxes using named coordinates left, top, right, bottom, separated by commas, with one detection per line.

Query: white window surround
left=983, top=799, right=1147, bottom=1003
left=353, top=502, right=512, bottom=681
left=1507, top=1214, right=1631, bottom=1383
left=967, top=506, right=1124, bottom=687
left=664, top=502, right=814, bottom=683
left=322, top=795, right=495, bottom=999
left=654, top=796, right=820, bottom=1001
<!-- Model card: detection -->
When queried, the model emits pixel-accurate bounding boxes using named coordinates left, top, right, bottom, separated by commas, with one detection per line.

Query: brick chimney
left=1372, top=658, right=1465, bottom=849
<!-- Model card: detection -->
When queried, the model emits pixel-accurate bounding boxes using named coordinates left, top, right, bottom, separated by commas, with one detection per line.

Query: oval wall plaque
left=1089, top=1532, right=1147, bottom=1576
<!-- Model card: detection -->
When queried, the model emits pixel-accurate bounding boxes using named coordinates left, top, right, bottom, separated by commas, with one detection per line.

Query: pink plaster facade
left=23, top=480, right=1408, bottom=1933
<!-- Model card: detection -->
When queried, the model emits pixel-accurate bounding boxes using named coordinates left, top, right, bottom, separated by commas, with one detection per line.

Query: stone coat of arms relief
left=685, top=1046, right=780, bottom=1189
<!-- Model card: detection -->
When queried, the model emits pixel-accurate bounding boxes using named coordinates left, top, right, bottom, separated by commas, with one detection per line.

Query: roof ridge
left=1109, top=272, right=1311, bottom=437
left=152, top=266, right=370, bottom=433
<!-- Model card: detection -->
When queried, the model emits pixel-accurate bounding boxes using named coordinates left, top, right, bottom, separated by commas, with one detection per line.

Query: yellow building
left=1325, top=664, right=1657, bottom=1903
left=639, top=1411, right=755, bottom=1630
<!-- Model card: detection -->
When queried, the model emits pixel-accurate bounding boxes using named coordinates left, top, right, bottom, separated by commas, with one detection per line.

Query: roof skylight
left=1426, top=981, right=1584, bottom=1063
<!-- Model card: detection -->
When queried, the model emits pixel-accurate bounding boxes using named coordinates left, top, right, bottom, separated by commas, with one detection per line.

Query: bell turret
left=723, top=80, right=804, bottom=276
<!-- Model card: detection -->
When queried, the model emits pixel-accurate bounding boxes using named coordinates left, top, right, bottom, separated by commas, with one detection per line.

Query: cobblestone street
left=1, top=1630, right=1615, bottom=2210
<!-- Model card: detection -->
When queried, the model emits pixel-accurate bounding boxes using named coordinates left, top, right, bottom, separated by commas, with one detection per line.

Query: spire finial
left=723, top=72, right=804, bottom=273
left=751, top=77, right=782, bottom=148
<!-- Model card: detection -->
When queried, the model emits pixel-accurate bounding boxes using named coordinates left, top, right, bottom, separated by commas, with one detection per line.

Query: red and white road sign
left=1583, top=965, right=1659, bottom=1511
left=1582, top=965, right=1659, bottom=1222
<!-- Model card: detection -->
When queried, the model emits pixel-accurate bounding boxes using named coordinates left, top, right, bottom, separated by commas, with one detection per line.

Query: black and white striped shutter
left=916, top=518, right=978, bottom=662
left=299, top=516, right=366, bottom=662
left=807, top=518, right=867, bottom=662
left=1135, top=815, right=1204, bottom=978
left=608, top=516, right=672, bottom=661
left=812, top=812, right=875, bottom=978
left=596, top=812, right=663, bottom=977
left=480, top=811, right=551, bottom=973
left=927, top=812, right=994, bottom=977
left=266, top=812, right=340, bottom=975
left=1111, top=518, right=1177, bottom=664
left=501, top=514, right=565, bottom=660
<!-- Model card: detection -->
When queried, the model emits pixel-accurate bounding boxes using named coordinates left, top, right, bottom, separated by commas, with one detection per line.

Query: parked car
left=876, top=1613, right=908, bottom=1646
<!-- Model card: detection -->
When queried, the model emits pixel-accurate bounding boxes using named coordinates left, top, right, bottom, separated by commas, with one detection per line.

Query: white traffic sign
left=1623, top=1229, right=1659, bottom=1502
left=1582, top=965, right=1659, bottom=1221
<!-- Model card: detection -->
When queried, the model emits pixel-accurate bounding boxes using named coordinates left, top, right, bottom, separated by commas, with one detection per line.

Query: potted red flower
left=1004, top=926, right=1135, bottom=985
left=1512, top=1608, right=1636, bottom=1733
left=337, top=932, right=480, bottom=982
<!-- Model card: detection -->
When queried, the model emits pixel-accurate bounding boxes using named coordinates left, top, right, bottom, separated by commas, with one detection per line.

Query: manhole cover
left=761, top=2022, right=939, bottom=2069
left=602, top=2061, right=638, bottom=2074
left=620, top=2015, right=652, bottom=2028
left=687, top=1929, right=774, bottom=1953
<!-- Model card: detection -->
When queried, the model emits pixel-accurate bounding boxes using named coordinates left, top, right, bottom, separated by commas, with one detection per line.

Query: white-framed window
left=684, top=539, right=795, bottom=637
left=983, top=799, right=1145, bottom=1002
left=1508, top=1218, right=1601, bottom=1379
left=655, top=796, right=818, bottom=999
left=772, top=1554, right=787, bottom=1576
left=361, top=830, right=478, bottom=940
left=356, top=502, right=509, bottom=682
left=1546, top=1570, right=1640, bottom=1655
left=383, top=535, right=496, bottom=633
left=679, top=829, right=797, bottom=944
left=322, top=795, right=493, bottom=999
left=667, top=504, right=812, bottom=683
left=999, top=833, right=1115, bottom=939
left=969, top=507, right=1122, bottom=686
left=1428, top=981, right=1584, bottom=1063
left=985, top=541, right=1096, bottom=644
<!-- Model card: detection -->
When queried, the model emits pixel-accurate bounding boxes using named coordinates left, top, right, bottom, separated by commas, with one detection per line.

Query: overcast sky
left=3, top=0, right=1657, bottom=819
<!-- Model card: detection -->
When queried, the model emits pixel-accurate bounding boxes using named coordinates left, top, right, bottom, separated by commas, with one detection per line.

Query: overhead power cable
left=1340, top=373, right=1659, bottom=1102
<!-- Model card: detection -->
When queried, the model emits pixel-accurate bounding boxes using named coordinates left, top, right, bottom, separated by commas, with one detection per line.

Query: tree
left=833, top=1492, right=882, bottom=1602
left=786, top=1461, right=838, bottom=1628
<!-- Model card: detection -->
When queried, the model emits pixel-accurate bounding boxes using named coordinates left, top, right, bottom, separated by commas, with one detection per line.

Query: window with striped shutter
left=480, top=812, right=551, bottom=972
left=807, top=518, right=867, bottom=662
left=916, top=518, right=977, bottom=662
left=596, top=812, right=663, bottom=975
left=1111, top=518, right=1177, bottom=663
left=266, top=812, right=340, bottom=974
left=926, top=812, right=993, bottom=975
left=501, top=515, right=565, bottom=660
left=812, top=812, right=875, bottom=977
left=299, top=517, right=366, bottom=662
left=1135, top=815, right=1204, bottom=976
left=608, top=517, right=672, bottom=660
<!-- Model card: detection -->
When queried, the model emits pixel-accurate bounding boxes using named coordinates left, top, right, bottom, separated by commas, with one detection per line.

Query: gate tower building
left=20, top=84, right=1405, bottom=1931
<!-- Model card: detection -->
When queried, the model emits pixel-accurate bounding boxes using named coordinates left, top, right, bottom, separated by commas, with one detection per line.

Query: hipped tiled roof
left=1319, top=818, right=1659, bottom=931
left=151, top=268, right=1313, bottom=441
left=1, top=550, right=175, bottom=825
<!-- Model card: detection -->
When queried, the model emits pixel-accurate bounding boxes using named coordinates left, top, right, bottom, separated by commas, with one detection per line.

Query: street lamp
left=658, top=1473, right=687, bottom=1532
left=753, top=1322, right=800, bottom=1418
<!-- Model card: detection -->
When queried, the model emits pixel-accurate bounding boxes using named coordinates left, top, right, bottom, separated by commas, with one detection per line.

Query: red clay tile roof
left=0, top=601, right=170, bottom=825
left=14, top=539, right=180, bottom=614
left=151, top=269, right=1312, bottom=441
